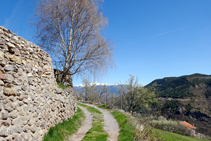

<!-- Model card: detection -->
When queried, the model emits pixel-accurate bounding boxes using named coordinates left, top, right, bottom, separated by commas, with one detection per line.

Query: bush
left=151, top=117, right=191, bottom=136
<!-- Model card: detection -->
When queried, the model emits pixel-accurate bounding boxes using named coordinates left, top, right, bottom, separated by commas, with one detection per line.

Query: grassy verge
left=155, top=129, right=208, bottom=141
left=43, top=107, right=84, bottom=141
left=97, top=104, right=110, bottom=109
left=79, top=103, right=108, bottom=141
left=57, top=82, right=70, bottom=89
left=77, top=103, right=88, bottom=107
left=111, top=110, right=163, bottom=141
left=111, top=110, right=135, bottom=141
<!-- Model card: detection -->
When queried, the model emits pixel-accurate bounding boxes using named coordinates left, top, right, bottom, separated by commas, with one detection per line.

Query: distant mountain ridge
left=75, top=83, right=115, bottom=87
left=74, top=83, right=120, bottom=95
left=146, top=73, right=211, bottom=98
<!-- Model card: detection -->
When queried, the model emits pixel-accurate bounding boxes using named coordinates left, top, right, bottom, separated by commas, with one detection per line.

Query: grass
left=111, top=110, right=135, bottom=141
left=97, top=104, right=110, bottom=109
left=77, top=103, right=88, bottom=107
left=155, top=129, right=208, bottom=141
left=57, top=82, right=70, bottom=89
left=79, top=103, right=108, bottom=141
left=43, top=107, right=85, bottom=141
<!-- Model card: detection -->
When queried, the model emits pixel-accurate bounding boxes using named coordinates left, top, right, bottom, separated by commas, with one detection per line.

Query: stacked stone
left=0, top=26, right=77, bottom=141
left=54, top=69, right=73, bottom=87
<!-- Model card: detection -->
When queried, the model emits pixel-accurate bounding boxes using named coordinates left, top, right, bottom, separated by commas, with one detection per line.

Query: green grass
left=87, top=106, right=102, bottom=114
left=77, top=103, right=89, bottom=107
left=111, top=110, right=135, bottom=141
left=97, top=104, right=109, bottom=109
left=79, top=103, right=108, bottom=141
left=155, top=129, right=208, bottom=141
left=57, top=82, right=70, bottom=89
left=43, top=107, right=85, bottom=141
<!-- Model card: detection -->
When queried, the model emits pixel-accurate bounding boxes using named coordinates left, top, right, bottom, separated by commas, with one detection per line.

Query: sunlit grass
left=43, top=107, right=84, bottom=141
left=79, top=103, right=108, bottom=141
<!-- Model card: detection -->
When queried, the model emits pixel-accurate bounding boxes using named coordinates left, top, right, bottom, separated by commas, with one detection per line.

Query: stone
left=4, top=103, right=15, bottom=112
left=12, top=36, right=19, bottom=41
left=14, top=134, right=22, bottom=141
left=33, top=131, right=40, bottom=140
left=0, top=51, right=4, bottom=58
left=0, top=73, right=6, bottom=80
left=29, top=93, right=35, bottom=101
left=0, top=93, right=5, bottom=100
left=28, top=118, right=35, bottom=126
left=9, top=110, right=18, bottom=119
left=1, top=119, right=11, bottom=126
left=18, top=109, right=25, bottom=116
left=2, top=111, right=8, bottom=120
left=11, top=56, right=22, bottom=64
left=5, top=136, right=12, bottom=141
left=0, top=80, right=4, bottom=86
left=9, top=48, right=16, bottom=54
left=13, top=86, right=21, bottom=91
left=13, top=79, right=21, bottom=85
left=0, top=59, right=7, bottom=66
left=29, top=85, right=36, bottom=90
left=30, top=125, right=37, bottom=133
left=0, top=27, right=77, bottom=140
left=57, top=88, right=63, bottom=94
left=40, top=121, right=47, bottom=128
left=0, top=127, right=9, bottom=137
left=4, top=88, right=16, bottom=96
left=0, top=103, right=2, bottom=111
left=4, top=65, right=14, bottom=71
left=13, top=126, right=23, bottom=133
left=28, top=78, right=33, bottom=85
left=0, top=41, right=4, bottom=45
left=0, top=86, right=3, bottom=94
left=12, top=117, right=22, bottom=126
left=13, top=73, right=19, bottom=78
left=35, top=88, right=41, bottom=94
left=6, top=42, right=15, bottom=48
left=21, top=85, right=28, bottom=91
left=23, top=105, right=30, bottom=112
left=4, top=74, right=14, bottom=82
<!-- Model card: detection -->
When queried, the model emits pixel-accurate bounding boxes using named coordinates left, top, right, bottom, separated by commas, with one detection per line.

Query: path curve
left=84, top=103, right=119, bottom=141
left=68, top=106, right=93, bottom=141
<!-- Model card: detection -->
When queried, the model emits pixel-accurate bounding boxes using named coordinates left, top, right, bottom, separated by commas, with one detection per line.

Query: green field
left=155, top=129, right=208, bottom=141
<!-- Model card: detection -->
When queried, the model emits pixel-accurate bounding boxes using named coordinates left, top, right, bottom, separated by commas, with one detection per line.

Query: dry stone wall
left=0, top=26, right=77, bottom=141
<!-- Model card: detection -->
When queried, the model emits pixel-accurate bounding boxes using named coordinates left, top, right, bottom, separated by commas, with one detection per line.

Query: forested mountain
left=145, top=73, right=211, bottom=137
left=146, top=73, right=211, bottom=98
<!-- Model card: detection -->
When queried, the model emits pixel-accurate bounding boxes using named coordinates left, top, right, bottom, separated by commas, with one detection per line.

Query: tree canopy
left=32, top=0, right=114, bottom=84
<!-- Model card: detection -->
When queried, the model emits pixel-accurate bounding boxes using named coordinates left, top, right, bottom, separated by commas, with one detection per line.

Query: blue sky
left=1, top=0, right=211, bottom=86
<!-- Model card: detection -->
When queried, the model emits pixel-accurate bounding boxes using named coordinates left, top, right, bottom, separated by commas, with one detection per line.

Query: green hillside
left=146, top=73, right=211, bottom=98
left=145, top=73, right=211, bottom=137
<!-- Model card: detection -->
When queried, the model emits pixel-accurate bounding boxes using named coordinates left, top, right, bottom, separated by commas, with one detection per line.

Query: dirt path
left=68, top=106, right=93, bottom=141
left=84, top=103, right=120, bottom=141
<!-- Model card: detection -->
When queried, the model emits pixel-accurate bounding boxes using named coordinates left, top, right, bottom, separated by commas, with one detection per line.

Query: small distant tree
left=98, top=84, right=109, bottom=103
left=121, top=75, right=157, bottom=115
left=32, top=0, right=114, bottom=84
left=116, top=84, right=127, bottom=110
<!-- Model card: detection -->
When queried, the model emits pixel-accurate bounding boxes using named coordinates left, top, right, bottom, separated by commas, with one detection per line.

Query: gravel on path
left=84, top=103, right=120, bottom=141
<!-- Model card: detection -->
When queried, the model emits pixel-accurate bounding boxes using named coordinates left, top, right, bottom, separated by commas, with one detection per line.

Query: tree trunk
left=61, top=67, right=67, bottom=85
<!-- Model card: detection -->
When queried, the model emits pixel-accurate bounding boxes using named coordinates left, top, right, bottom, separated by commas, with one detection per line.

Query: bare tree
left=97, top=84, right=109, bottom=103
left=116, top=84, right=127, bottom=110
left=32, top=0, right=114, bottom=84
